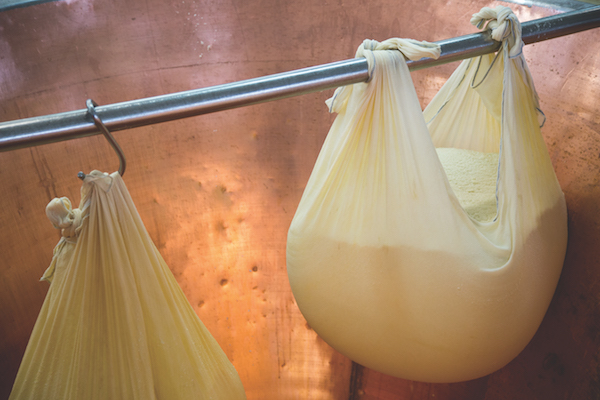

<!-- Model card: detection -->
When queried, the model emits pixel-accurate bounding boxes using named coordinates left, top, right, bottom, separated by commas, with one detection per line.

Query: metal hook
left=78, top=99, right=126, bottom=180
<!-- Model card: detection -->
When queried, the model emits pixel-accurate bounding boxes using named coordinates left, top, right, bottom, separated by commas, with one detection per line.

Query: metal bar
left=0, top=0, right=60, bottom=13
left=1, top=5, right=599, bottom=153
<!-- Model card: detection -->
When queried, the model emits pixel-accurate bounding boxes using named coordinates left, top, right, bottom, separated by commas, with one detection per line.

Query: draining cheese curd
left=287, top=26, right=567, bottom=383
left=437, top=148, right=499, bottom=223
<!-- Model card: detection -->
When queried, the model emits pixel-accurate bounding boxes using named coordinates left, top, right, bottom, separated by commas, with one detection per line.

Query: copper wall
left=1, top=1, right=599, bottom=399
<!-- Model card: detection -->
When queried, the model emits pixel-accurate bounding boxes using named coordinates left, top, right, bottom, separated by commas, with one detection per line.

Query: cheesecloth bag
left=10, top=171, right=246, bottom=400
left=286, top=6, right=567, bottom=383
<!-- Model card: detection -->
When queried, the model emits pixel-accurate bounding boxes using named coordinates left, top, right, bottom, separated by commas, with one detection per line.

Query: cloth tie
left=46, top=197, right=84, bottom=240
left=41, top=197, right=85, bottom=283
left=471, top=6, right=523, bottom=57
left=327, top=38, right=440, bottom=113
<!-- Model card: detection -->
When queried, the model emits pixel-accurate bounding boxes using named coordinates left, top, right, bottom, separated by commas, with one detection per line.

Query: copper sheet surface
left=1, top=1, right=599, bottom=399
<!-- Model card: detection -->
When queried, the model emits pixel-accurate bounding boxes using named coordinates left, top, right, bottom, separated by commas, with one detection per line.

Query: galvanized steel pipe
left=1, top=6, right=599, bottom=152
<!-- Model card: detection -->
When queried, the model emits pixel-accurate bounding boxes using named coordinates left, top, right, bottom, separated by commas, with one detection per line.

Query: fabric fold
left=287, top=6, right=566, bottom=383
left=10, top=170, right=246, bottom=400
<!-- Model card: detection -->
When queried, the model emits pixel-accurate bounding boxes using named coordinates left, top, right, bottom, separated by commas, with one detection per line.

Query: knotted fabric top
left=40, top=172, right=108, bottom=283
left=356, top=38, right=441, bottom=61
left=327, top=38, right=440, bottom=113
left=41, top=197, right=87, bottom=283
left=46, top=197, right=85, bottom=241
left=471, top=6, right=523, bottom=57
left=357, top=38, right=441, bottom=80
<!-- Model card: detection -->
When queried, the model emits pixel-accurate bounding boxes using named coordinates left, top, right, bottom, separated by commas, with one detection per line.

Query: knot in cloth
left=471, top=6, right=523, bottom=57
left=356, top=38, right=441, bottom=80
left=327, top=37, right=440, bottom=113
left=46, top=197, right=84, bottom=240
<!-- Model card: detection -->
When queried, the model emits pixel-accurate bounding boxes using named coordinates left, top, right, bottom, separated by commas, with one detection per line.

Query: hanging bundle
left=286, top=6, right=567, bottom=383
left=10, top=171, right=246, bottom=399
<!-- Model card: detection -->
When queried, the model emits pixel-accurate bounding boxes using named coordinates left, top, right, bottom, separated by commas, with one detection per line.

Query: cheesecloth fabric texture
left=286, top=6, right=567, bottom=383
left=10, top=171, right=246, bottom=400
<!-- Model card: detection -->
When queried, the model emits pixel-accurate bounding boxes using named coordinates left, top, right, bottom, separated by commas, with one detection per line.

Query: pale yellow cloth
left=287, top=7, right=567, bottom=383
left=10, top=171, right=246, bottom=400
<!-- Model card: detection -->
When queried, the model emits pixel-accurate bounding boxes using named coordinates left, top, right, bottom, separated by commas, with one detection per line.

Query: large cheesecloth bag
left=286, top=7, right=567, bottom=383
left=10, top=171, right=246, bottom=400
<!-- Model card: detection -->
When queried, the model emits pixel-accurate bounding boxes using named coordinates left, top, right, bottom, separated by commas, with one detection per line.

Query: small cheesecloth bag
left=286, top=6, right=567, bottom=383
left=10, top=171, right=246, bottom=400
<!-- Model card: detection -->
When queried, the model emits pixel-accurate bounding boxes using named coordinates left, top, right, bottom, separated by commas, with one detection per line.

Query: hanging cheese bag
left=10, top=171, right=246, bottom=400
left=286, top=7, right=567, bottom=383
